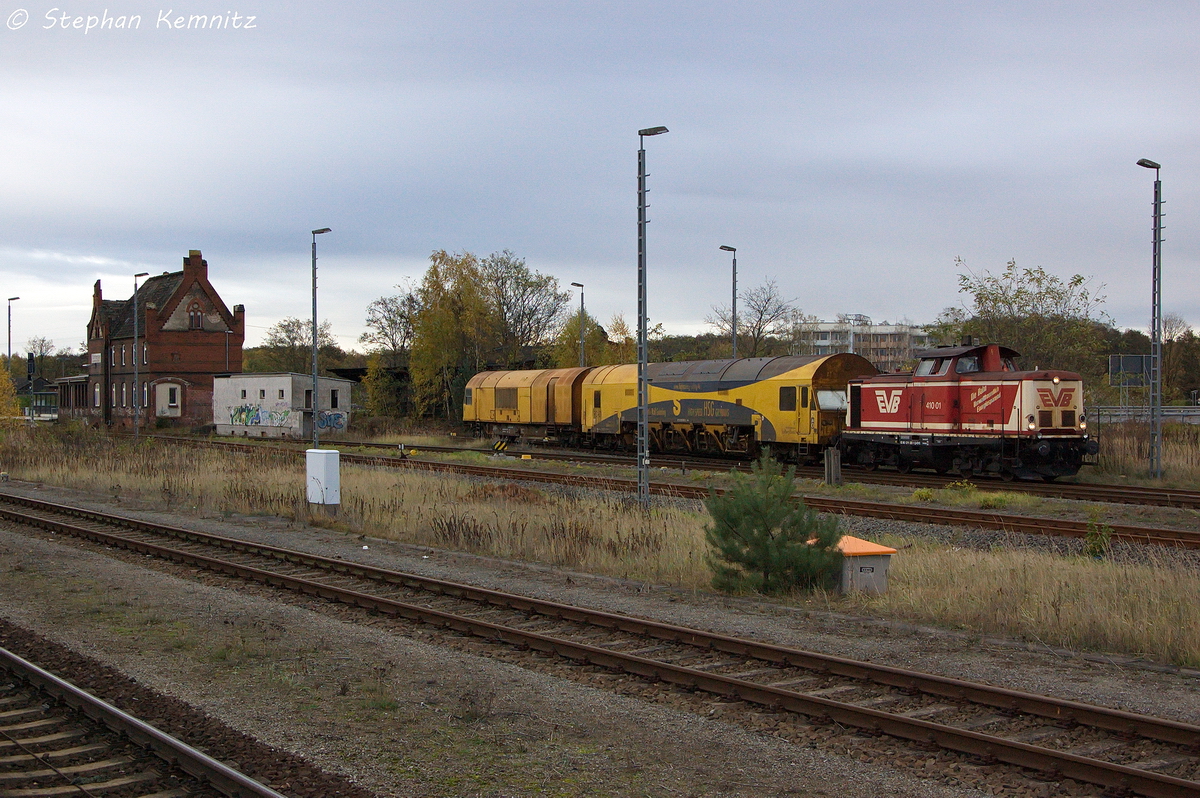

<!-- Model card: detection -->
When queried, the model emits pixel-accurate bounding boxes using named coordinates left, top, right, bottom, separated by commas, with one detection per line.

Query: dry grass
left=4, top=425, right=1200, bottom=667
left=1090, top=420, right=1200, bottom=486
left=845, top=535, right=1200, bottom=666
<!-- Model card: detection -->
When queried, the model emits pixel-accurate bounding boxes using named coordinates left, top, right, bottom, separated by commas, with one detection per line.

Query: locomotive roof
left=912, top=344, right=1020, bottom=360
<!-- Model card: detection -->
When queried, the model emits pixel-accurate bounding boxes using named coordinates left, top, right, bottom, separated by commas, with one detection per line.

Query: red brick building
left=58, top=250, right=245, bottom=428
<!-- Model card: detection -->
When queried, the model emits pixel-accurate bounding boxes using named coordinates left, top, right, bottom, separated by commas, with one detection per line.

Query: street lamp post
left=570, top=282, right=585, bottom=367
left=311, top=228, right=331, bottom=449
left=720, top=245, right=737, bottom=358
left=637, top=125, right=668, bottom=505
left=133, top=272, right=149, bottom=440
left=6, top=297, right=18, bottom=380
left=1137, top=158, right=1164, bottom=479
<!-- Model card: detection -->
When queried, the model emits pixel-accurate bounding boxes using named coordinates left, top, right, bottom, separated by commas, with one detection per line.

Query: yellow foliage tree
left=409, top=251, right=494, bottom=418
left=0, top=373, right=21, bottom=429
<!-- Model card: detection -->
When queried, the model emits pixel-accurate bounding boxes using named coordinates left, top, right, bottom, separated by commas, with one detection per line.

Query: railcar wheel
left=1000, top=469, right=1016, bottom=482
left=1042, top=474, right=1058, bottom=483
left=861, top=461, right=877, bottom=471
left=896, top=459, right=912, bottom=474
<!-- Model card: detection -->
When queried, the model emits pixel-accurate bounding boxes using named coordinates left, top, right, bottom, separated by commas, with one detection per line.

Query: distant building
left=798, top=317, right=931, bottom=373
left=213, top=373, right=353, bottom=438
left=58, top=249, right=245, bottom=428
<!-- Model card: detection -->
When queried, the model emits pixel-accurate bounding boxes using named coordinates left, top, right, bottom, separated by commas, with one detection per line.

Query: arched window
left=188, top=302, right=203, bottom=330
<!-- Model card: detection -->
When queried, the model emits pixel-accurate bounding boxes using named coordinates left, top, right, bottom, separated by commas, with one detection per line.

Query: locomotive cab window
left=463, top=388, right=472, bottom=406
left=955, top=356, right=980, bottom=374
left=915, top=358, right=938, bottom=377
left=593, top=390, right=601, bottom=409
left=779, top=386, right=796, bottom=412
left=801, top=386, right=809, bottom=408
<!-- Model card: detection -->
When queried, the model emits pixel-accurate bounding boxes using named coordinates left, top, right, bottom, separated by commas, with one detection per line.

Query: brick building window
left=142, top=343, right=147, bottom=364
left=93, top=383, right=100, bottom=407
left=121, top=382, right=126, bottom=407
left=111, top=384, right=116, bottom=407
left=330, top=389, right=340, bottom=409
left=121, top=346, right=126, bottom=366
left=168, top=386, right=179, bottom=408
left=188, top=303, right=203, bottom=330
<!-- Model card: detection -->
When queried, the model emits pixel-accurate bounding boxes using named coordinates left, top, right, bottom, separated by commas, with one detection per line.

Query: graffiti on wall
left=229, top=403, right=292, bottom=427
left=316, top=410, right=346, bottom=430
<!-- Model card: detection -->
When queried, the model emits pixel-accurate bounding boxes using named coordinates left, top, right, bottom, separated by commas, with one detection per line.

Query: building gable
left=162, top=282, right=232, bottom=332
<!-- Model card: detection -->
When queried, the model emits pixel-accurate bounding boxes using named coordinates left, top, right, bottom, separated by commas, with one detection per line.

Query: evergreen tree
left=704, top=454, right=843, bottom=594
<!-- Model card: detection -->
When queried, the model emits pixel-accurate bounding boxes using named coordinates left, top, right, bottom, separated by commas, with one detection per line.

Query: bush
left=704, top=454, right=843, bottom=594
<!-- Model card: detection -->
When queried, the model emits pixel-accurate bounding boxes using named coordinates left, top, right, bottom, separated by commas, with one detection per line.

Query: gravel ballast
left=1, top=479, right=1197, bottom=796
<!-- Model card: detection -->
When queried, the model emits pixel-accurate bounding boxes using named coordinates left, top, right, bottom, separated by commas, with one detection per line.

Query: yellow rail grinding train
left=463, top=354, right=877, bottom=460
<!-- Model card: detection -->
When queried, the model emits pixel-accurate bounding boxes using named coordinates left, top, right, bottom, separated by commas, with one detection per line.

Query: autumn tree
left=360, top=285, right=420, bottom=368
left=361, top=354, right=406, bottom=417
left=409, top=251, right=493, bottom=418
left=707, top=278, right=795, bottom=358
left=0, top=373, right=19, bottom=427
left=480, top=250, right=570, bottom=367
left=952, top=258, right=1109, bottom=377
left=549, top=309, right=605, bottom=368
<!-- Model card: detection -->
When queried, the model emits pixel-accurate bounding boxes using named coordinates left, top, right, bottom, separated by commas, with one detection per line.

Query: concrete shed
left=214, top=372, right=353, bottom=439
left=837, top=536, right=897, bottom=594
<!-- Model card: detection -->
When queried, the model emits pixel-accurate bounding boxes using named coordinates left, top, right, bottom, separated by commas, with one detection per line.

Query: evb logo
left=1037, top=387, right=1075, bottom=407
left=874, top=389, right=903, bottom=414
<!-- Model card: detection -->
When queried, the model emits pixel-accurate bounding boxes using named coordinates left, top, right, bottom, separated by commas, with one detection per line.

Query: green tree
left=954, top=258, right=1109, bottom=377
left=704, top=455, right=843, bottom=594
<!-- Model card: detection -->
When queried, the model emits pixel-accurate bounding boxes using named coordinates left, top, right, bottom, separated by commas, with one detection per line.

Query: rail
left=0, top=645, right=289, bottom=798
left=1, top=491, right=1196, bottom=798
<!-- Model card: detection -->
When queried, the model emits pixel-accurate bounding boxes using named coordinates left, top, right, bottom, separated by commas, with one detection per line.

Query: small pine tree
left=704, top=454, right=843, bottom=594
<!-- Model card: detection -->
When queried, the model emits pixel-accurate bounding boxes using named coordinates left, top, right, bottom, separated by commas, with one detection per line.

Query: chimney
left=183, top=249, right=207, bottom=280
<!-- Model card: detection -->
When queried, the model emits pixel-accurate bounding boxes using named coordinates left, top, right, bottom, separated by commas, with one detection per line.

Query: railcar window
left=463, top=388, right=472, bottom=405
left=816, top=390, right=847, bottom=411
left=801, top=386, right=809, bottom=408
left=496, top=388, right=518, bottom=409
left=955, top=356, right=980, bottom=374
left=593, top=390, right=601, bottom=409
left=779, top=386, right=796, bottom=412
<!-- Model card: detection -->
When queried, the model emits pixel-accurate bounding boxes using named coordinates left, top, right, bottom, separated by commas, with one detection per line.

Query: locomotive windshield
left=816, top=390, right=847, bottom=411
left=915, top=358, right=951, bottom=377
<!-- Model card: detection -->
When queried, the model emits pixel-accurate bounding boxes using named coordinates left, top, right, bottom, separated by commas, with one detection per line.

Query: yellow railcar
left=465, top=354, right=876, bottom=460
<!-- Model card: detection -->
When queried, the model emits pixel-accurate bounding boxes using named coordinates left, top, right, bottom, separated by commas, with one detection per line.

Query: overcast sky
left=1, top=1, right=1197, bottom=352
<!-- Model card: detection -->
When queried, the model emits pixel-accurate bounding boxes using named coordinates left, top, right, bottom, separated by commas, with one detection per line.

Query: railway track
left=2, top=491, right=1198, bottom=798
left=0, top=643, right=286, bottom=798
left=142, top=434, right=1200, bottom=510
left=157, top=436, right=1200, bottom=549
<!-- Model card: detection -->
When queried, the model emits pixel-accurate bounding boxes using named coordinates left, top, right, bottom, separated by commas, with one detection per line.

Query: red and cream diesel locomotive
left=839, top=343, right=1099, bottom=480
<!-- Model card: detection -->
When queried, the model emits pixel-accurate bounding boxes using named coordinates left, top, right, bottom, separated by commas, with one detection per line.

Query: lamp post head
left=134, top=272, right=149, bottom=279
left=312, top=227, right=331, bottom=235
left=7, top=297, right=18, bottom=302
left=638, top=126, right=668, bottom=137
left=1137, top=159, right=1161, bottom=170
left=719, top=245, right=736, bottom=253
left=571, top=282, right=583, bottom=288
